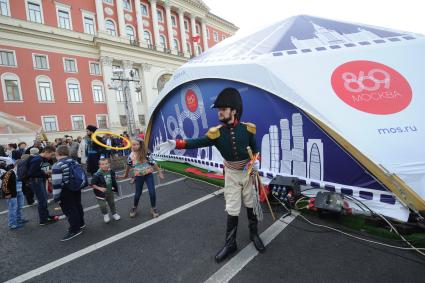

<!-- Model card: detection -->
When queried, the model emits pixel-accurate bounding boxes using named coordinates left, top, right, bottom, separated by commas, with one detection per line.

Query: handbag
left=133, top=162, right=154, bottom=177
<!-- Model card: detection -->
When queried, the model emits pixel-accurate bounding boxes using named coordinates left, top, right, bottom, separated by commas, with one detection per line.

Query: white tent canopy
left=149, top=15, right=425, bottom=221
left=0, top=111, right=42, bottom=144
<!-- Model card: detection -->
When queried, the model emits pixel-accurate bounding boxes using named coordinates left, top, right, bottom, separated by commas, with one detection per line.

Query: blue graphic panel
left=149, top=79, right=387, bottom=191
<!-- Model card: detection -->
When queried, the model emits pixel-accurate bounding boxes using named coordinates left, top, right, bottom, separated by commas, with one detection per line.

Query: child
left=1, top=161, right=29, bottom=229
left=91, top=158, right=120, bottom=223
left=122, top=138, right=164, bottom=218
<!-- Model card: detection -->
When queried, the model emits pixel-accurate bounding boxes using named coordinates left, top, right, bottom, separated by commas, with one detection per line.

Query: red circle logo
left=331, top=60, right=412, bottom=115
left=185, top=90, right=198, bottom=112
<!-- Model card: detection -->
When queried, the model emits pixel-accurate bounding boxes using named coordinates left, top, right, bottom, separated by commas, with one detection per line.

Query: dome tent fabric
left=146, top=15, right=425, bottom=222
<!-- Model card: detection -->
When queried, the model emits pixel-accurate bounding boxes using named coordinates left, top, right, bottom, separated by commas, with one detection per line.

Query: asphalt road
left=0, top=171, right=424, bottom=283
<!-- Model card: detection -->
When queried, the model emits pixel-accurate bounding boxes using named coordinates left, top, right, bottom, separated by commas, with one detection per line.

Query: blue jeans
left=7, top=191, right=24, bottom=227
left=134, top=174, right=156, bottom=208
left=31, top=178, right=50, bottom=222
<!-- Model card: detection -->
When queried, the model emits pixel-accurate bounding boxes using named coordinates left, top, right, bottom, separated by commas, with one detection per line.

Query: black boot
left=215, top=214, right=238, bottom=263
left=247, top=208, right=266, bottom=253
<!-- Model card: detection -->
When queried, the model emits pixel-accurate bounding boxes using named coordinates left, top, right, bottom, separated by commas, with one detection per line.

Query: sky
left=203, top=0, right=425, bottom=37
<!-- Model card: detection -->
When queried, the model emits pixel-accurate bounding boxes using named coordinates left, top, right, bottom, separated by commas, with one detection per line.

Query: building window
left=141, top=3, right=148, bottom=16
left=195, top=24, right=200, bottom=34
left=103, top=0, right=113, bottom=4
left=96, top=115, right=108, bottom=128
left=222, top=35, right=226, bottom=40
left=89, top=62, right=101, bottom=75
left=106, top=19, right=117, bottom=36
left=0, top=50, right=16, bottom=67
left=64, top=58, right=77, bottom=73
left=0, top=0, right=10, bottom=16
left=132, top=68, right=140, bottom=79
left=171, top=15, right=177, bottom=27
left=123, top=0, right=131, bottom=11
left=42, top=116, right=58, bottom=132
left=66, top=79, right=82, bottom=102
left=33, top=54, right=49, bottom=70
left=214, top=31, right=218, bottom=42
left=207, top=28, right=210, bottom=39
left=144, top=31, right=152, bottom=46
left=84, top=16, right=95, bottom=35
left=172, top=38, right=179, bottom=51
left=186, top=42, right=191, bottom=55
left=119, top=115, right=128, bottom=126
left=1, top=73, right=22, bottom=102
left=27, top=1, right=43, bottom=23
left=136, top=89, right=142, bottom=102
left=139, top=115, right=145, bottom=126
left=71, top=115, right=85, bottom=130
left=126, top=25, right=135, bottom=41
left=116, top=89, right=124, bottom=102
left=184, top=20, right=189, bottom=32
left=196, top=45, right=202, bottom=54
left=36, top=76, right=54, bottom=102
left=156, top=9, right=163, bottom=22
left=159, top=34, right=166, bottom=49
left=57, top=9, right=72, bottom=30
left=92, top=83, right=104, bottom=102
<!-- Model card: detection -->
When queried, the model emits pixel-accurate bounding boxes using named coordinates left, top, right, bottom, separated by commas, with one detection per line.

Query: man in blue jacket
left=28, top=145, right=58, bottom=225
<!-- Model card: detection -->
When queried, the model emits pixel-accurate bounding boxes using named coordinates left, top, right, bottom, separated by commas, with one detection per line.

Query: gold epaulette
left=207, top=125, right=222, bottom=139
left=242, top=122, right=256, bottom=134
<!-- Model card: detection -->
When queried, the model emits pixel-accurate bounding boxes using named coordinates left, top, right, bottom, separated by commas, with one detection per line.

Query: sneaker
left=40, top=218, right=58, bottom=226
left=48, top=216, right=60, bottom=221
left=150, top=208, right=159, bottom=218
left=129, top=208, right=137, bottom=218
left=18, top=219, right=29, bottom=225
left=61, top=230, right=82, bottom=242
left=112, top=214, right=121, bottom=221
left=103, top=214, right=110, bottom=223
left=9, top=224, right=23, bottom=230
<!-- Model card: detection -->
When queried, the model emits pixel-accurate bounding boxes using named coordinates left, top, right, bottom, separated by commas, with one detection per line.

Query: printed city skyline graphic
left=260, top=113, right=324, bottom=180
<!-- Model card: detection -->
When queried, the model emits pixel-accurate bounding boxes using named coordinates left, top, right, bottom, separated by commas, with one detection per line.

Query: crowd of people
left=0, top=125, right=163, bottom=242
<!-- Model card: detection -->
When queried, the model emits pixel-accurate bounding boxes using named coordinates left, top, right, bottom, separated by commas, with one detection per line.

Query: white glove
left=253, top=160, right=260, bottom=171
left=156, top=140, right=176, bottom=155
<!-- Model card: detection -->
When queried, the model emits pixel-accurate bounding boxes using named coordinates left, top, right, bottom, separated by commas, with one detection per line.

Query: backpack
left=1, top=170, right=13, bottom=198
left=17, top=156, right=33, bottom=182
left=65, top=160, right=88, bottom=191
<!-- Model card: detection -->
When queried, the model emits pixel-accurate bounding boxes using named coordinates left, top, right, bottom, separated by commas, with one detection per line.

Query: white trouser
left=224, top=167, right=254, bottom=216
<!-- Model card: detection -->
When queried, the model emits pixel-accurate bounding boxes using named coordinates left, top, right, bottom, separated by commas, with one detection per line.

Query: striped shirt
left=52, top=157, right=73, bottom=201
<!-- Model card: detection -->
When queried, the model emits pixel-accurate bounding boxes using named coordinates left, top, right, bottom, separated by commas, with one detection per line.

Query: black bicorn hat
left=211, top=88, right=243, bottom=119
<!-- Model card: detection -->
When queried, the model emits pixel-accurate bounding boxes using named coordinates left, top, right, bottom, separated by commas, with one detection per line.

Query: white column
left=95, top=0, right=106, bottom=32
left=100, top=56, right=120, bottom=128
left=134, top=0, right=145, bottom=46
left=116, top=0, right=127, bottom=38
left=123, top=60, right=140, bottom=129
left=165, top=3, right=174, bottom=51
left=178, top=8, right=187, bottom=55
left=190, top=15, right=198, bottom=56
left=149, top=0, right=160, bottom=49
left=201, top=19, right=208, bottom=51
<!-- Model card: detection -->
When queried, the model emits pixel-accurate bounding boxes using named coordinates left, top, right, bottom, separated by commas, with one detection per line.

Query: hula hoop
left=91, top=131, right=131, bottom=151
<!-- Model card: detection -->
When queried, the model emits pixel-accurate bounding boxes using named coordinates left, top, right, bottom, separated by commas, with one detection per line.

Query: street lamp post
left=108, top=69, right=141, bottom=137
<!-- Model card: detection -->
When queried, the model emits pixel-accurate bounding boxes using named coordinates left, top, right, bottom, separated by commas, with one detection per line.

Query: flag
left=192, top=34, right=200, bottom=43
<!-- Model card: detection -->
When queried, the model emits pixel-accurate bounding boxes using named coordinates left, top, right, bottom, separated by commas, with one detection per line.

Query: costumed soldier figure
left=158, top=88, right=265, bottom=262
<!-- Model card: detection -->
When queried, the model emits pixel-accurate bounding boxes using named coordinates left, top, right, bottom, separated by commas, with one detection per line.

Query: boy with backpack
left=52, top=145, right=87, bottom=241
left=91, top=158, right=120, bottom=223
left=1, top=160, right=29, bottom=229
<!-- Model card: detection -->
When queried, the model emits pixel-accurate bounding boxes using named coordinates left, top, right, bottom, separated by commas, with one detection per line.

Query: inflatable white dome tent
left=146, top=15, right=425, bottom=222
